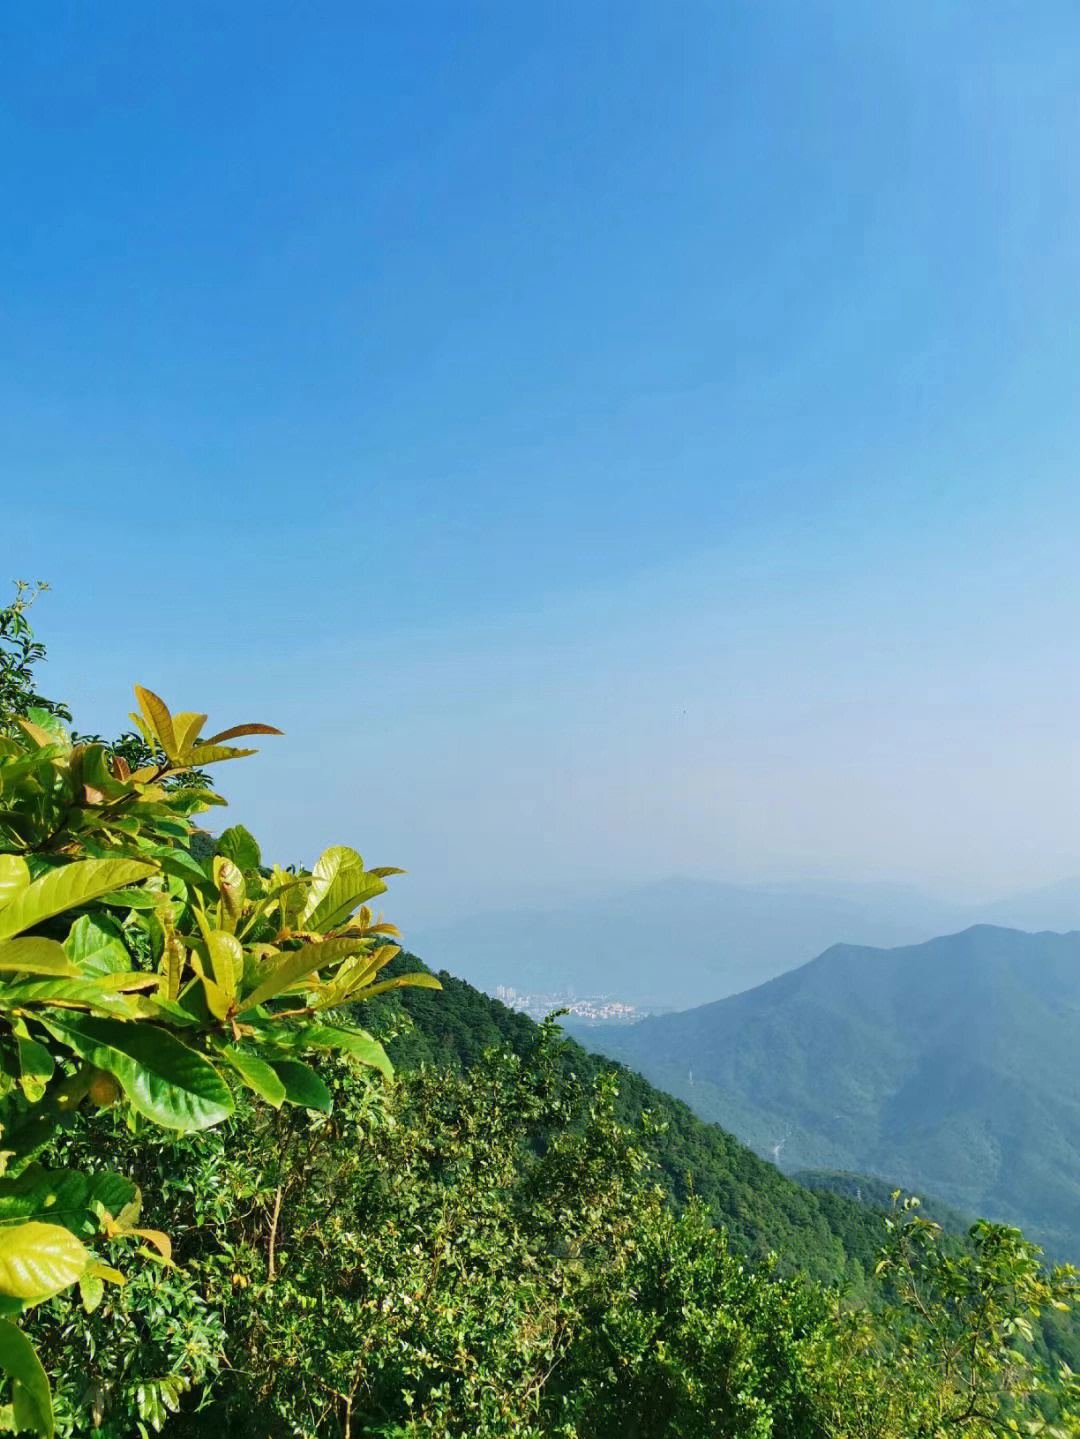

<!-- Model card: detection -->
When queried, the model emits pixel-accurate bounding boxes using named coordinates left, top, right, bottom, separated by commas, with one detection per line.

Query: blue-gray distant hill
left=408, top=878, right=966, bottom=1009
left=576, top=925, right=1080, bottom=1258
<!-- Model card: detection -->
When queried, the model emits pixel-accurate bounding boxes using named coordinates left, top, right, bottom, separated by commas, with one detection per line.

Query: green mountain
left=365, top=954, right=892, bottom=1287
left=574, top=925, right=1080, bottom=1258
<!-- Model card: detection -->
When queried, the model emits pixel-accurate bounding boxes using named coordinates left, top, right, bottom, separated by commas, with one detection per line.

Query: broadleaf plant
left=0, top=683, right=435, bottom=1433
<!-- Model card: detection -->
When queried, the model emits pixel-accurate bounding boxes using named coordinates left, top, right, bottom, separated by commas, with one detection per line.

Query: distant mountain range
left=574, top=925, right=1080, bottom=1258
left=408, top=877, right=1080, bottom=1009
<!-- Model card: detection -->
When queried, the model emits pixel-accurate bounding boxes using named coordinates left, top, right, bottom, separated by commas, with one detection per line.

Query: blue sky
left=5, top=1, right=1080, bottom=927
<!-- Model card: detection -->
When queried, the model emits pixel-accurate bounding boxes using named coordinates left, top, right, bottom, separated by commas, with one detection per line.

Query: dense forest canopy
left=0, top=583, right=1077, bottom=1438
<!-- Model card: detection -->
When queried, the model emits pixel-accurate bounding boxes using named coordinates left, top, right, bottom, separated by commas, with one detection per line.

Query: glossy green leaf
left=62, top=914, right=130, bottom=977
left=40, top=1014, right=234, bottom=1132
left=91, top=889, right=163, bottom=913
left=237, top=937, right=375, bottom=1014
left=217, top=1045, right=286, bottom=1107
left=277, top=1023, right=394, bottom=1080
left=159, top=908, right=185, bottom=1003
left=0, top=979, right=136, bottom=1019
left=78, top=1270, right=104, bottom=1314
left=269, top=1059, right=332, bottom=1113
left=300, top=848, right=390, bottom=935
left=212, top=856, right=245, bottom=931
left=0, top=860, right=157, bottom=941
left=0, top=939, right=77, bottom=978
left=0, top=1222, right=87, bottom=1300
left=0, top=860, right=29, bottom=911
left=0, top=1167, right=136, bottom=1241
left=346, top=971, right=443, bottom=1001
left=12, top=1028, right=52, bottom=1104
left=202, top=929, right=241, bottom=1003
left=214, top=825, right=262, bottom=872
left=0, top=1319, right=53, bottom=1438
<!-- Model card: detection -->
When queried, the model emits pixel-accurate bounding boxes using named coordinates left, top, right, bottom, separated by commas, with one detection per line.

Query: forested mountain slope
left=364, top=955, right=893, bottom=1288
left=579, top=925, right=1080, bottom=1257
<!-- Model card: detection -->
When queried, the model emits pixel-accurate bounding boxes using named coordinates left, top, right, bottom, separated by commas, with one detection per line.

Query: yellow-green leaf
left=133, top=685, right=178, bottom=760
left=0, top=859, right=29, bottom=911
left=0, top=939, right=78, bottom=978
left=203, top=930, right=241, bottom=1003
left=237, top=937, right=376, bottom=1015
left=199, top=723, right=282, bottom=746
left=171, top=712, right=208, bottom=754
left=0, top=1222, right=87, bottom=1300
left=0, top=860, right=157, bottom=942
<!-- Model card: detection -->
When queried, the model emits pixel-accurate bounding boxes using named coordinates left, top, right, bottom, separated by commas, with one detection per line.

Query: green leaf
left=171, top=711, right=208, bottom=754
left=214, top=825, right=262, bottom=872
left=133, top=685, right=178, bottom=760
left=0, top=861, right=29, bottom=912
left=299, top=847, right=389, bottom=934
left=13, top=1028, right=52, bottom=1104
left=175, top=744, right=257, bottom=768
left=269, top=1059, right=332, bottom=1113
left=0, top=1319, right=53, bottom=1438
left=40, top=1015, right=234, bottom=1132
left=24, top=709, right=68, bottom=743
left=0, top=1223, right=87, bottom=1300
left=202, top=930, right=241, bottom=1003
left=216, top=1045, right=286, bottom=1107
left=237, top=938, right=375, bottom=1015
left=0, top=940, right=77, bottom=978
left=347, top=972, right=442, bottom=1001
left=276, top=1023, right=394, bottom=1080
left=91, top=889, right=163, bottom=913
left=78, top=1270, right=104, bottom=1315
left=0, top=980, right=136, bottom=1019
left=212, top=857, right=245, bottom=931
left=62, top=915, right=131, bottom=977
left=0, top=1167, right=136, bottom=1241
left=0, top=860, right=157, bottom=941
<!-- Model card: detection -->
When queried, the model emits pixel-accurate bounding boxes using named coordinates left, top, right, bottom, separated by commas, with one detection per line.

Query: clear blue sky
left=5, top=1, right=1080, bottom=927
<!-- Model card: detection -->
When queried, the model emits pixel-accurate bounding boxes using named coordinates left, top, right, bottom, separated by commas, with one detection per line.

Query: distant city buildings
left=492, top=985, right=645, bottom=1024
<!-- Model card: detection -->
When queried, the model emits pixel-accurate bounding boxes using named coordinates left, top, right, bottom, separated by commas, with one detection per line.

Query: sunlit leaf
left=0, top=860, right=157, bottom=941
left=40, top=1014, right=234, bottom=1132
left=214, top=824, right=262, bottom=872
left=199, top=723, right=283, bottom=747
left=0, top=1222, right=87, bottom=1300
left=0, top=939, right=78, bottom=978
left=133, top=685, right=178, bottom=760
left=0, top=861, right=29, bottom=912
left=237, top=937, right=376, bottom=1015
left=63, top=914, right=130, bottom=977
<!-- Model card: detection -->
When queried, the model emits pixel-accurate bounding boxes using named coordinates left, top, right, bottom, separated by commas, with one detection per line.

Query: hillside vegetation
left=584, top=926, right=1080, bottom=1257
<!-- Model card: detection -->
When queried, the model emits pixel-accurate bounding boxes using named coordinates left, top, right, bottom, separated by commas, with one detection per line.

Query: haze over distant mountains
left=409, top=877, right=1080, bottom=1009
left=578, top=925, right=1080, bottom=1258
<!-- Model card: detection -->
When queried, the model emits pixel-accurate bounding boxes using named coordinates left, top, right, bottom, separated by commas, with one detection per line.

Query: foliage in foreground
left=0, top=585, right=434, bottom=1433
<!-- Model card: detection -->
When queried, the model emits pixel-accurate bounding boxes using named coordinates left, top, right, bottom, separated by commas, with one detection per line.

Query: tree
left=0, top=583, right=71, bottom=737
left=0, top=682, right=436, bottom=1435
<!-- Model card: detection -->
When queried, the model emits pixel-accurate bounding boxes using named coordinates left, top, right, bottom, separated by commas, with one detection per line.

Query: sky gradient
left=5, top=2, right=1080, bottom=929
